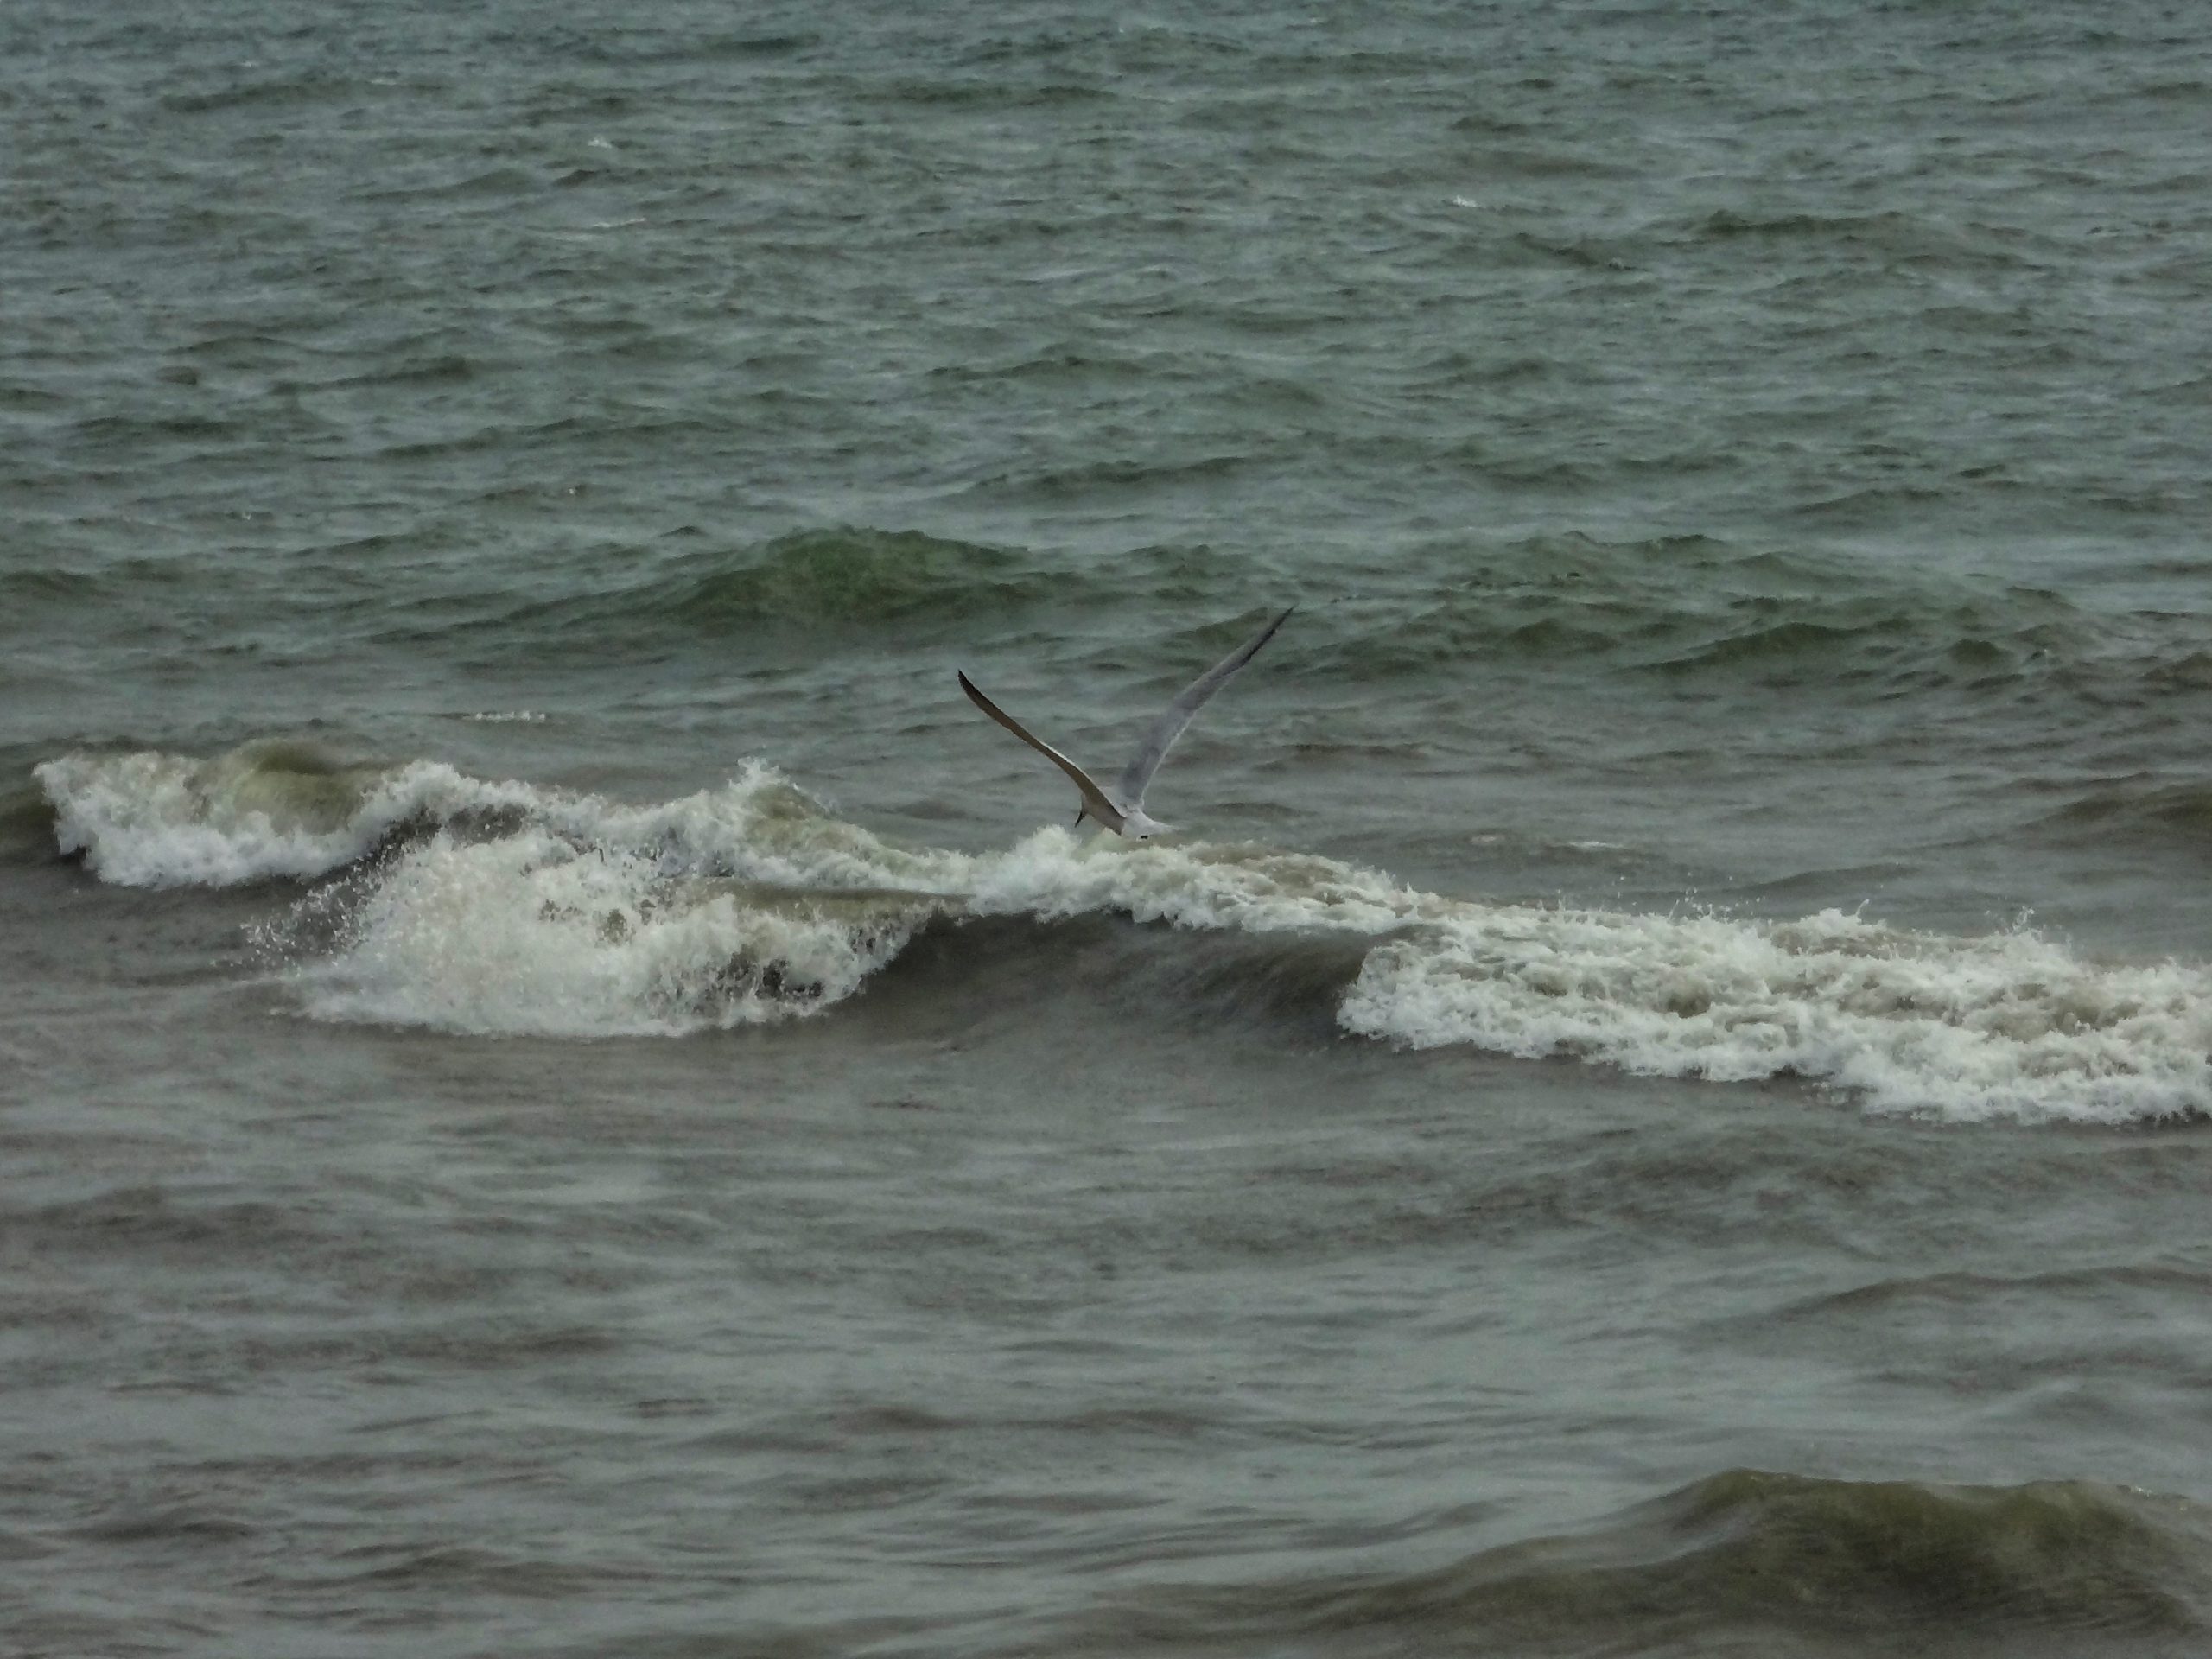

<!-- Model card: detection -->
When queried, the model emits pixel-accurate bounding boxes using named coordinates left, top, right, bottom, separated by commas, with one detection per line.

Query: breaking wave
left=32, top=745, right=2212, bottom=1120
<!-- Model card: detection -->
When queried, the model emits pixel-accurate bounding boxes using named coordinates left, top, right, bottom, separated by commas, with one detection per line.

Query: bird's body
left=958, top=607, right=1292, bottom=840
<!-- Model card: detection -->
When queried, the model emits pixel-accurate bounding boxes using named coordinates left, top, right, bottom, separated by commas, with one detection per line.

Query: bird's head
left=1122, top=809, right=1170, bottom=842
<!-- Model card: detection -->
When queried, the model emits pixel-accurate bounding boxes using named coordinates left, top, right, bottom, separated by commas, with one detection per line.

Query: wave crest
left=270, top=829, right=933, bottom=1038
left=35, top=744, right=523, bottom=887
left=34, top=745, right=2212, bottom=1120
left=1342, top=905, right=2212, bottom=1123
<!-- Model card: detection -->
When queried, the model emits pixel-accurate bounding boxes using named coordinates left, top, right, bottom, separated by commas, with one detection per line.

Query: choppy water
left=8, top=1, right=2212, bottom=1654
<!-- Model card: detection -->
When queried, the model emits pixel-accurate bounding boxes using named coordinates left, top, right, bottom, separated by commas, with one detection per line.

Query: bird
left=958, top=607, right=1292, bottom=840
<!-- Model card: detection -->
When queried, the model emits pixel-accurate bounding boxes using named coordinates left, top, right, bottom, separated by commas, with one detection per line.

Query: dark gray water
left=8, top=2, right=2212, bottom=1653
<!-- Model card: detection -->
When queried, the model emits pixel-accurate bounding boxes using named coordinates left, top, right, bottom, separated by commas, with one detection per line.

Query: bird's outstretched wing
left=1115, top=607, right=1292, bottom=808
left=958, top=671, right=1125, bottom=828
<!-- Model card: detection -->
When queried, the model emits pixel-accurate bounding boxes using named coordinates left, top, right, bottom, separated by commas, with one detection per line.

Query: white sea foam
left=35, top=748, right=538, bottom=888
left=281, top=827, right=925, bottom=1038
left=35, top=747, right=2212, bottom=1120
left=1338, top=905, right=2212, bottom=1124
left=243, top=760, right=961, bottom=1036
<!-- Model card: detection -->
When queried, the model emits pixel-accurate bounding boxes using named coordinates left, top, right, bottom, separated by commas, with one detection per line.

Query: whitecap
left=37, top=745, right=2212, bottom=1120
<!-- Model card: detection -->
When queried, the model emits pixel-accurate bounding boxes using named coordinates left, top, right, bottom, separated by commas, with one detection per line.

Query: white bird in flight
left=959, top=607, right=1293, bottom=840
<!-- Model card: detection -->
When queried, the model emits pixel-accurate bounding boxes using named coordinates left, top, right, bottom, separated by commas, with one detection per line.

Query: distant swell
left=1304, top=533, right=2212, bottom=708
left=34, top=745, right=2212, bottom=1121
left=465, top=526, right=1075, bottom=650
left=1066, top=1469, right=2212, bottom=1654
left=2037, top=778, right=2212, bottom=843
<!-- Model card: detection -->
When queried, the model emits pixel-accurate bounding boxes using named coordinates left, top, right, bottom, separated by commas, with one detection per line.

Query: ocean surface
left=7, top=1, right=2212, bottom=1653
